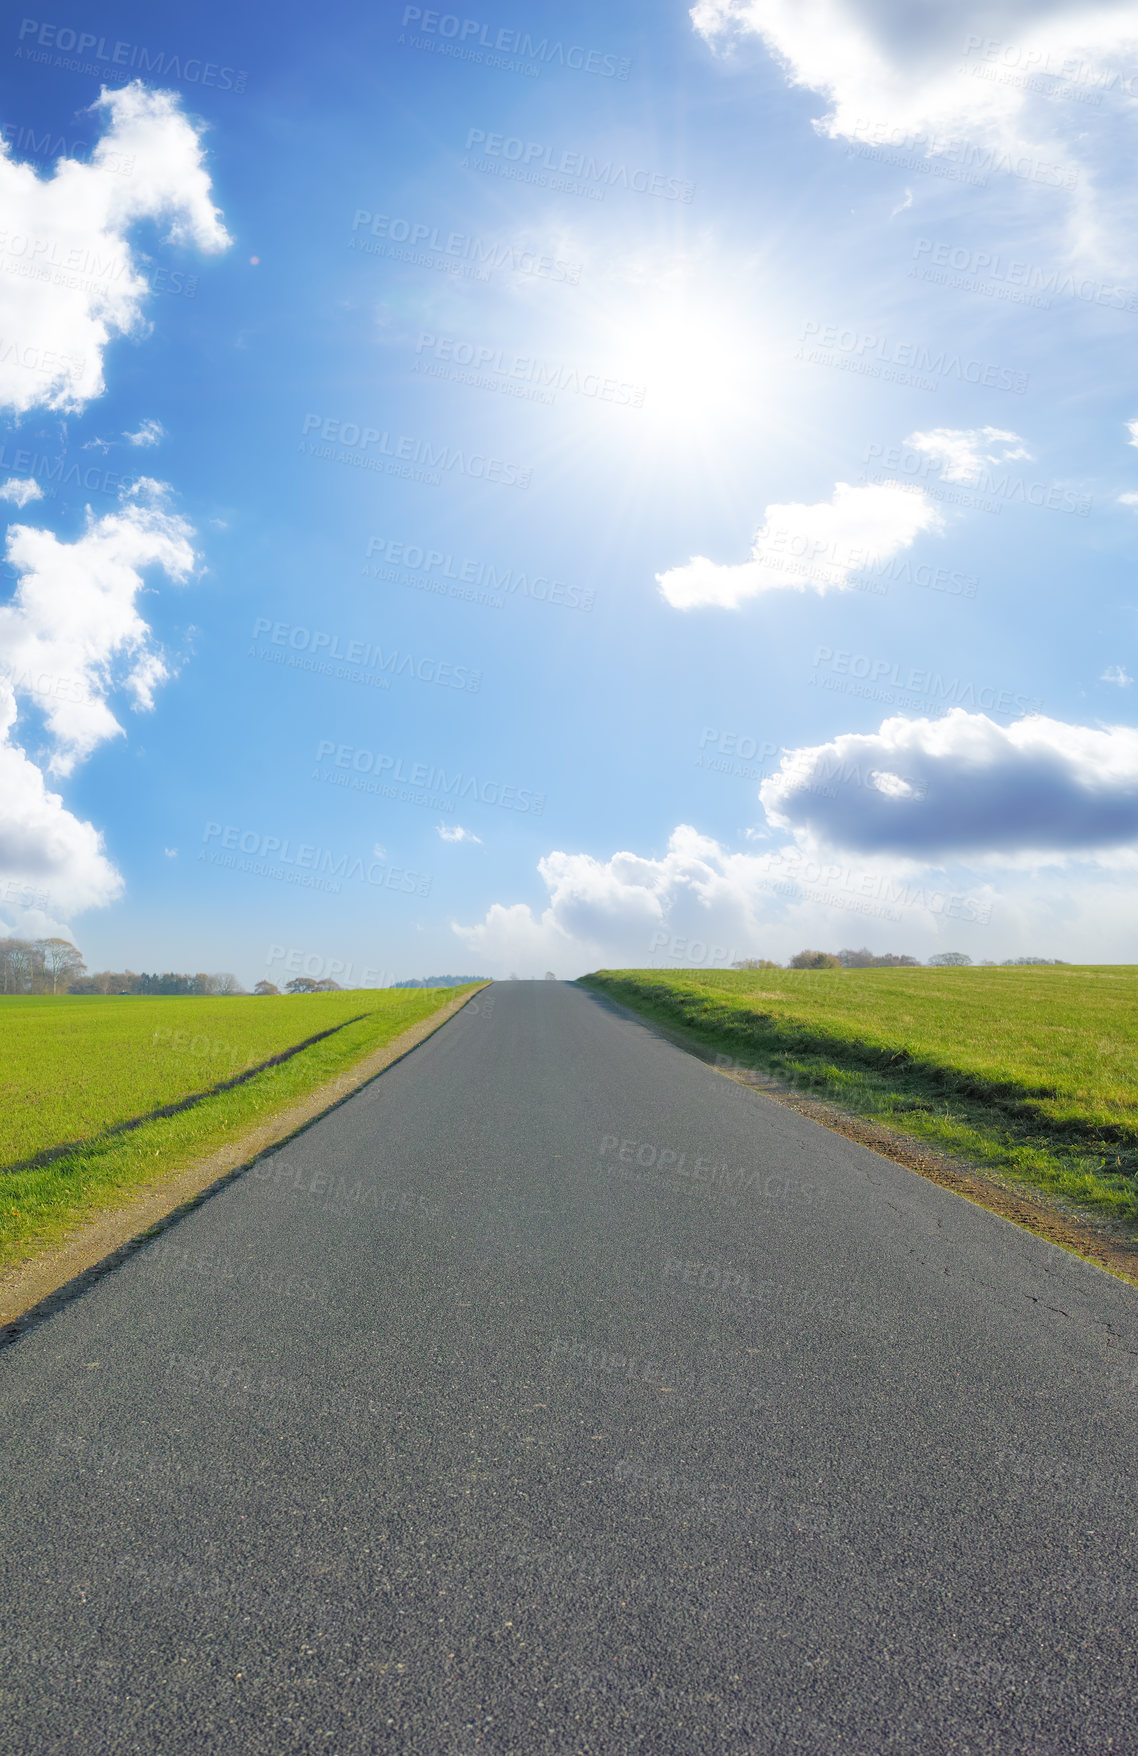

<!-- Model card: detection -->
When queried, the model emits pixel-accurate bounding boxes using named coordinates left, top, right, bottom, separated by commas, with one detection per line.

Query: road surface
left=1, top=980, right=1136, bottom=1754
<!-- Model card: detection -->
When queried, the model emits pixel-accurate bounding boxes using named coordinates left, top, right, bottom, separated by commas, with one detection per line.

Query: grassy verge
left=1, top=986, right=481, bottom=1271
left=581, top=968, right=1138, bottom=1236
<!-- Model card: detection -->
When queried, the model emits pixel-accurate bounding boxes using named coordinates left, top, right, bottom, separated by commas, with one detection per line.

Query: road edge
left=0, top=984, right=489, bottom=1344
left=576, top=980, right=1138, bottom=1291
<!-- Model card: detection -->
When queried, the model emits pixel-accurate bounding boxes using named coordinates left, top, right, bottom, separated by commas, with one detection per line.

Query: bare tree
left=0, top=938, right=27, bottom=994
left=35, top=937, right=86, bottom=994
left=210, top=973, right=246, bottom=995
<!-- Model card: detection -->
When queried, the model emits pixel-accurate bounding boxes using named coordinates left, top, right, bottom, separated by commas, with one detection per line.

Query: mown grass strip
left=581, top=969, right=1138, bottom=1235
left=0, top=986, right=480, bottom=1271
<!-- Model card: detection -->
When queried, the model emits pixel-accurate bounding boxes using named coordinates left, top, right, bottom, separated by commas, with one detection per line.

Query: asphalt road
left=2, top=980, right=1137, bottom=1755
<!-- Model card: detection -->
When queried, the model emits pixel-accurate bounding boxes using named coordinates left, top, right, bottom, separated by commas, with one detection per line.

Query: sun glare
left=599, top=298, right=758, bottom=435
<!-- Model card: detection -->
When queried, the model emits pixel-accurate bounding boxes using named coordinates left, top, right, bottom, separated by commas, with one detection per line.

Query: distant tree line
left=0, top=936, right=87, bottom=994
left=393, top=975, right=485, bottom=988
left=254, top=978, right=343, bottom=995
left=69, top=970, right=246, bottom=996
left=732, top=948, right=1067, bottom=971
left=0, top=939, right=246, bottom=994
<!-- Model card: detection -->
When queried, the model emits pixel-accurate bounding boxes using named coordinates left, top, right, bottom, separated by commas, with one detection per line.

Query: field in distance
left=582, top=965, right=1138, bottom=1233
left=0, top=985, right=481, bottom=1270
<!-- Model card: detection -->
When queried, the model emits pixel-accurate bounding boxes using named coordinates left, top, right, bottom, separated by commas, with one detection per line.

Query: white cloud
left=0, top=82, right=230, bottom=416
left=904, top=426, right=1032, bottom=484
left=1127, top=418, right=1138, bottom=447
left=455, top=805, right=1138, bottom=976
left=0, top=485, right=196, bottom=777
left=691, top=1, right=1138, bottom=271
left=0, top=477, right=43, bottom=506
left=0, top=487, right=196, bottom=913
left=691, top=0, right=1138, bottom=145
left=437, top=824, right=483, bottom=844
left=453, top=819, right=1138, bottom=975
left=761, top=710, right=1138, bottom=860
left=455, top=827, right=749, bottom=971
left=124, top=418, right=165, bottom=447
left=656, top=480, right=942, bottom=609
left=0, top=693, right=123, bottom=913
left=1102, top=664, right=1132, bottom=685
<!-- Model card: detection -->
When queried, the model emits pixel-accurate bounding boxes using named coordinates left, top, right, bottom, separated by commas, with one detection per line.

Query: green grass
left=580, top=966, right=1138, bottom=1233
left=0, top=986, right=481, bottom=1271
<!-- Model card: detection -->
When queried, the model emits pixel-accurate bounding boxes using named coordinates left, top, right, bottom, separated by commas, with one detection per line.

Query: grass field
left=0, top=986, right=481, bottom=1270
left=581, top=966, right=1138, bottom=1232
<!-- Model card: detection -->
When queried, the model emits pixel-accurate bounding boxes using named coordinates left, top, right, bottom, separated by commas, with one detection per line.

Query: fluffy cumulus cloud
left=0, top=82, right=230, bottom=415
left=454, top=827, right=760, bottom=970
left=0, top=476, right=43, bottom=506
left=657, top=480, right=942, bottom=609
left=691, top=0, right=1138, bottom=269
left=904, top=426, right=1031, bottom=484
left=0, top=487, right=196, bottom=912
left=760, top=709, right=1138, bottom=859
left=0, top=486, right=196, bottom=776
left=0, top=693, right=122, bottom=913
left=437, top=824, right=483, bottom=843
left=690, top=0, right=1138, bottom=144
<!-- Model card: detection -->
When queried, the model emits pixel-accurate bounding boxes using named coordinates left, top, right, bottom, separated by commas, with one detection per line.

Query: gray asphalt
left=1, top=980, right=1137, bottom=1755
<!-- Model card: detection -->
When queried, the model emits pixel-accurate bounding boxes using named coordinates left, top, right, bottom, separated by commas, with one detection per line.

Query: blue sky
left=2, top=0, right=1138, bottom=983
